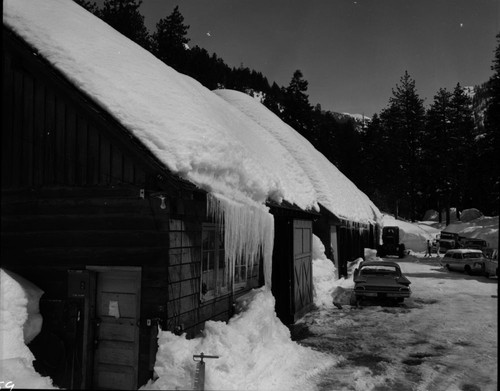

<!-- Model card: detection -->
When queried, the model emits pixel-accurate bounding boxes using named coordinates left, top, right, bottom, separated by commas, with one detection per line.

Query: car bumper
left=354, top=290, right=411, bottom=298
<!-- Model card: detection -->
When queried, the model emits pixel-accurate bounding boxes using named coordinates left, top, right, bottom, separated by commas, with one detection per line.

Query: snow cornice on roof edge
left=4, top=0, right=381, bottom=226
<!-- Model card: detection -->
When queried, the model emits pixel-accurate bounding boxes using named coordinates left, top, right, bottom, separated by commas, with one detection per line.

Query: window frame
left=200, top=223, right=229, bottom=302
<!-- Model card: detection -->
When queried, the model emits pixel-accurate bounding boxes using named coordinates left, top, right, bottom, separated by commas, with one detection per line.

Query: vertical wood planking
left=54, top=95, right=65, bottom=184
left=123, top=157, right=135, bottom=185
left=111, top=145, right=123, bottom=184
left=65, top=106, right=76, bottom=185
left=2, top=54, right=14, bottom=187
left=44, top=87, right=56, bottom=185
left=135, top=167, right=145, bottom=186
left=76, top=115, right=88, bottom=185
left=22, top=74, right=34, bottom=187
left=100, top=135, right=111, bottom=184
left=88, top=125, right=100, bottom=185
left=33, top=77, right=46, bottom=186
left=12, top=69, right=24, bottom=188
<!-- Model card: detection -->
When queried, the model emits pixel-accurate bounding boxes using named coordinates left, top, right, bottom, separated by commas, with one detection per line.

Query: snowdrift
left=442, top=215, right=498, bottom=249
left=142, top=288, right=337, bottom=390
left=382, top=214, right=441, bottom=252
left=0, top=269, right=55, bottom=389
left=311, top=236, right=370, bottom=309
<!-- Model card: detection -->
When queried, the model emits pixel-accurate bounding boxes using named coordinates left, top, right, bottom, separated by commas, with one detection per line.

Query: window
left=463, top=253, right=481, bottom=259
left=360, top=265, right=397, bottom=276
left=234, top=254, right=247, bottom=289
left=234, top=252, right=261, bottom=290
left=201, top=224, right=228, bottom=301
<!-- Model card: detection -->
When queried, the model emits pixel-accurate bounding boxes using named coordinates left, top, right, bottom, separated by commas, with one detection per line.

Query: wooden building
left=2, top=2, right=381, bottom=389
left=313, top=204, right=380, bottom=278
left=268, top=202, right=318, bottom=325
left=1, top=27, right=263, bottom=389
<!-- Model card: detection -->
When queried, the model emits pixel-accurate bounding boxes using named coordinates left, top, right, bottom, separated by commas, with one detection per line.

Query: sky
left=115, top=0, right=500, bottom=117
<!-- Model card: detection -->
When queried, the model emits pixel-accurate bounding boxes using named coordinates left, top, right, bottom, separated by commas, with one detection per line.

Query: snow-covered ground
left=382, top=209, right=499, bottom=253
left=382, top=214, right=441, bottom=252
left=300, top=254, right=498, bottom=391
left=2, top=216, right=497, bottom=390
left=142, top=288, right=337, bottom=390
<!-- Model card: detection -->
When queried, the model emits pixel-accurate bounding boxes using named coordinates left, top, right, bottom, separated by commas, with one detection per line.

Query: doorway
left=88, top=267, right=141, bottom=390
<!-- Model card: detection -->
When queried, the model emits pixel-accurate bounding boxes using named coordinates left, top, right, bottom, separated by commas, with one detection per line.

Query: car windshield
left=463, top=253, right=482, bottom=259
left=360, top=265, right=398, bottom=276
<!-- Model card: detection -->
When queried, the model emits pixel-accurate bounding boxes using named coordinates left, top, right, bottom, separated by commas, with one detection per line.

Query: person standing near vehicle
left=425, top=240, right=432, bottom=257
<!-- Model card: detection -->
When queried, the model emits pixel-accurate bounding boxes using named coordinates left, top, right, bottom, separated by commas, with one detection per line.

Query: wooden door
left=292, top=220, right=313, bottom=321
left=92, top=269, right=141, bottom=390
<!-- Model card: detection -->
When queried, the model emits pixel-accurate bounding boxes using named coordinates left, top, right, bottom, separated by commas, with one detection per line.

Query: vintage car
left=482, top=257, right=498, bottom=278
left=351, top=261, right=411, bottom=304
left=440, top=249, right=488, bottom=275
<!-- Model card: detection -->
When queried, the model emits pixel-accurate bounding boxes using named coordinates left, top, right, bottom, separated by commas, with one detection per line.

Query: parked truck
left=438, top=231, right=490, bottom=254
left=438, top=231, right=461, bottom=253
left=377, top=226, right=406, bottom=258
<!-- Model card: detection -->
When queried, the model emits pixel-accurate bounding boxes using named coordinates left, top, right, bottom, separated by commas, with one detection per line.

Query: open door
left=91, top=268, right=141, bottom=390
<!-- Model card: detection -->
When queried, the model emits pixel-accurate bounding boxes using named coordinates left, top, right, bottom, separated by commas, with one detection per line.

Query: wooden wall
left=1, top=30, right=257, bottom=389
left=2, top=40, right=148, bottom=190
left=337, top=221, right=374, bottom=277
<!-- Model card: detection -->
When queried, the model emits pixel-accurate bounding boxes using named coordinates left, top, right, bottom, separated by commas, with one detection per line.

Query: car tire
left=445, top=264, right=451, bottom=271
left=464, top=265, right=472, bottom=275
left=482, top=264, right=489, bottom=277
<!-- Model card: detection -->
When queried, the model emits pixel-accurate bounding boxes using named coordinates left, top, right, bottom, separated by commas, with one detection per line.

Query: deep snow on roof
left=4, top=0, right=380, bottom=223
left=215, top=90, right=381, bottom=223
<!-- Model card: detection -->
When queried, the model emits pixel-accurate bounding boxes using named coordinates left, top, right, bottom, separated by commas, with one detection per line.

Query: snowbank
left=142, top=288, right=336, bottom=390
left=382, top=214, right=441, bottom=252
left=311, top=236, right=372, bottom=309
left=442, top=215, right=499, bottom=248
left=0, top=269, right=55, bottom=389
left=312, top=235, right=337, bottom=308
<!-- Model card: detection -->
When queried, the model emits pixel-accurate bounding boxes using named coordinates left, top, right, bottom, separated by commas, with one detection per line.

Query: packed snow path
left=294, top=255, right=497, bottom=391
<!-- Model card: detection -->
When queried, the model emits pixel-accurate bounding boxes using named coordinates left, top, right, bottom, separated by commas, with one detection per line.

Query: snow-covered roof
left=4, top=0, right=381, bottom=224
left=215, top=90, right=382, bottom=223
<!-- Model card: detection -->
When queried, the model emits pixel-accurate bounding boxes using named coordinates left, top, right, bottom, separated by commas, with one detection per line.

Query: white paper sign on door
left=109, top=300, right=120, bottom=319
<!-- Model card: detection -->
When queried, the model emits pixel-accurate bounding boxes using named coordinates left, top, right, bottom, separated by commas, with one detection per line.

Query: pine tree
left=380, top=71, right=426, bottom=220
left=99, top=0, right=151, bottom=50
left=73, top=0, right=99, bottom=15
left=480, top=32, right=500, bottom=214
left=359, top=114, right=391, bottom=210
left=423, top=88, right=453, bottom=219
left=152, top=6, right=190, bottom=71
left=449, top=83, right=475, bottom=210
left=263, top=82, right=285, bottom=117
left=282, top=70, right=313, bottom=138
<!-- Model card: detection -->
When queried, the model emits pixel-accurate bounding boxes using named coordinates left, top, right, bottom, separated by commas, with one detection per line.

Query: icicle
left=207, top=193, right=275, bottom=289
